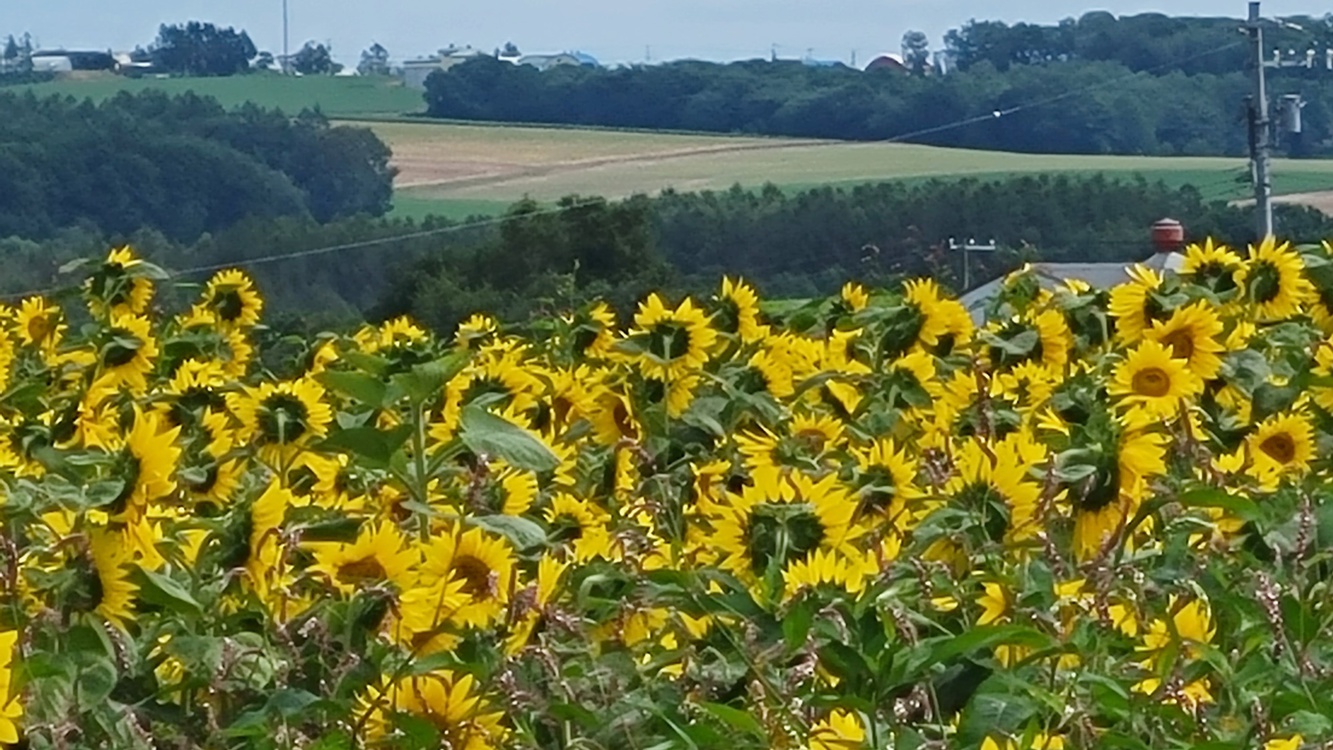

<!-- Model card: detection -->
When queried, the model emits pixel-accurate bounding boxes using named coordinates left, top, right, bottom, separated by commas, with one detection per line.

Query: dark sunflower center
left=103, top=328, right=143, bottom=367
left=859, top=466, right=898, bottom=515
left=1131, top=367, right=1171, bottom=398
left=745, top=503, right=824, bottom=576
left=1160, top=329, right=1195, bottom=360
left=1260, top=433, right=1297, bottom=464
left=933, top=333, right=957, bottom=358
left=258, top=393, right=309, bottom=444
left=190, top=462, right=221, bottom=494
left=337, top=557, right=388, bottom=586
left=453, top=555, right=495, bottom=596
left=548, top=515, right=585, bottom=544
left=715, top=299, right=742, bottom=335
left=27, top=314, right=53, bottom=343
left=1077, top=457, right=1121, bottom=513
left=1193, top=261, right=1238, bottom=293
left=880, top=306, right=926, bottom=359
left=65, top=554, right=105, bottom=613
left=956, top=482, right=1010, bottom=542
left=108, top=451, right=143, bottom=515
left=212, top=288, right=245, bottom=322
left=647, top=322, right=692, bottom=361
left=1249, top=261, right=1283, bottom=304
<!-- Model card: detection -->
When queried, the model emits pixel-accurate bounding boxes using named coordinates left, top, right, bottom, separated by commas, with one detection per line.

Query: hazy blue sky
left=7, top=1, right=1325, bottom=66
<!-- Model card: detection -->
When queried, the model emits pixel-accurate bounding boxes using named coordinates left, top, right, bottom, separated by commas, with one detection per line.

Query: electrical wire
left=0, top=39, right=1263, bottom=301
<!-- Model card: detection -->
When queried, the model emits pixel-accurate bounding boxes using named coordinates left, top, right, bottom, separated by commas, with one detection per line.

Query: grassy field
left=366, top=120, right=1333, bottom=220
left=21, top=73, right=424, bottom=117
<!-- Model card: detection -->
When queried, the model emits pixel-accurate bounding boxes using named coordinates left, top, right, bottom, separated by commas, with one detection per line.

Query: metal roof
left=959, top=251, right=1185, bottom=324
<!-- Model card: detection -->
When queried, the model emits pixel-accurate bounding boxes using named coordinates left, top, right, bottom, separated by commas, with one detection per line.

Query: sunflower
left=1068, top=428, right=1166, bottom=561
left=1235, top=237, right=1313, bottom=321
left=543, top=493, right=614, bottom=564
left=850, top=437, right=922, bottom=528
left=990, top=361, right=1057, bottom=415
left=1108, top=264, right=1166, bottom=342
left=628, top=294, right=717, bottom=381
left=0, top=630, right=21, bottom=745
left=1109, top=340, right=1202, bottom=423
left=164, top=358, right=229, bottom=423
left=504, top=556, right=569, bottom=655
left=741, top=349, right=796, bottom=399
left=307, top=521, right=419, bottom=596
left=1138, top=594, right=1215, bottom=663
left=809, top=709, right=865, bottom=750
left=359, top=669, right=507, bottom=749
left=454, top=313, right=500, bottom=352
left=1147, top=301, right=1225, bottom=381
left=782, top=548, right=874, bottom=601
left=715, top=276, right=767, bottom=344
left=107, top=407, right=182, bottom=522
left=735, top=414, right=843, bottom=489
left=417, top=525, right=517, bottom=630
left=197, top=269, right=263, bottom=329
left=83, top=528, right=138, bottom=631
left=85, top=246, right=154, bottom=317
left=95, top=313, right=159, bottom=394
left=1246, top=411, right=1315, bottom=487
left=227, top=377, right=332, bottom=464
left=13, top=296, right=65, bottom=352
left=824, top=328, right=872, bottom=376
left=708, top=471, right=861, bottom=591
left=944, top=434, right=1043, bottom=546
left=1180, top=238, right=1243, bottom=293
left=840, top=282, right=869, bottom=313
left=644, top=373, right=701, bottom=418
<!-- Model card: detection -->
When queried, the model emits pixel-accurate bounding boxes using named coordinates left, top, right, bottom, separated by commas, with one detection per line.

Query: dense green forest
left=0, top=90, right=394, bottom=241
left=424, top=12, right=1333, bottom=156
left=6, top=171, right=1325, bottom=334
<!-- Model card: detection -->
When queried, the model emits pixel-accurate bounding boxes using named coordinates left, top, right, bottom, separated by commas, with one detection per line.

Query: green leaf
left=1176, top=488, right=1261, bottom=522
left=926, top=625, right=1055, bottom=665
left=131, top=567, right=203, bottom=617
left=697, top=702, right=765, bottom=738
left=782, top=598, right=814, bottom=651
left=317, top=371, right=387, bottom=407
left=75, top=659, right=119, bottom=708
left=469, top=514, right=547, bottom=550
left=460, top=406, right=560, bottom=472
left=955, top=690, right=1035, bottom=744
left=320, top=425, right=411, bottom=466
left=340, top=350, right=391, bottom=377
left=391, top=354, right=470, bottom=405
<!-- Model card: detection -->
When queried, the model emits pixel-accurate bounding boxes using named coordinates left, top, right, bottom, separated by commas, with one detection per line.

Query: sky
left=6, top=0, right=1327, bottom=66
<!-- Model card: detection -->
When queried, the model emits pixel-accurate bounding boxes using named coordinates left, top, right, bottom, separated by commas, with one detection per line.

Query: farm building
left=958, top=219, right=1188, bottom=323
left=517, top=53, right=582, bottom=71
left=30, top=50, right=116, bottom=73
left=401, top=46, right=488, bottom=89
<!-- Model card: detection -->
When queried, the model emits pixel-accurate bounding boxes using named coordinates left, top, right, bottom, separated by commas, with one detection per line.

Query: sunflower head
left=85, top=246, right=158, bottom=318
left=714, top=276, right=766, bottom=343
left=199, top=269, right=264, bottom=330
left=1235, top=237, right=1313, bottom=320
left=1180, top=238, right=1242, bottom=294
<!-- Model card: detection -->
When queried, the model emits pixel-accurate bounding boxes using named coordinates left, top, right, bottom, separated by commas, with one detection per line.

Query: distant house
left=959, top=250, right=1185, bottom=324
left=865, top=52, right=933, bottom=74
left=31, top=50, right=115, bottom=73
left=517, top=52, right=582, bottom=72
left=401, top=46, right=489, bottom=89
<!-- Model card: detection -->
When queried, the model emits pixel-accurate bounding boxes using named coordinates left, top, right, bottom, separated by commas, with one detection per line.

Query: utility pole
left=949, top=238, right=998, bottom=290
left=1247, top=1, right=1274, bottom=238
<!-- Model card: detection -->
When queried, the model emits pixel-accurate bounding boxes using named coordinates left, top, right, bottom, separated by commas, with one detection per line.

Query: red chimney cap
left=1151, top=218, right=1185, bottom=253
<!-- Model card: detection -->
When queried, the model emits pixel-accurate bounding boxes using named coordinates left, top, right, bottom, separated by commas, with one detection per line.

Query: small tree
left=502, top=41, right=521, bottom=57
left=3, top=35, right=19, bottom=61
left=901, top=30, right=931, bottom=75
left=291, top=41, right=342, bottom=75
left=357, top=42, right=390, bottom=76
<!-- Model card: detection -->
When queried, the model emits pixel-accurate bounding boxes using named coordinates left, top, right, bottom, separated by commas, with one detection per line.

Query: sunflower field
left=5, top=239, right=1333, bottom=749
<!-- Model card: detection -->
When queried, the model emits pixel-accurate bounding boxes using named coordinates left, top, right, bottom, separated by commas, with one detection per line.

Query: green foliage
left=0, top=89, right=394, bottom=241
left=422, top=37, right=1333, bottom=157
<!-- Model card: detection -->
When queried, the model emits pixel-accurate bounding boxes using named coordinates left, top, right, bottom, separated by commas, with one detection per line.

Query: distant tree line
left=0, top=90, right=395, bottom=241
left=423, top=18, right=1333, bottom=157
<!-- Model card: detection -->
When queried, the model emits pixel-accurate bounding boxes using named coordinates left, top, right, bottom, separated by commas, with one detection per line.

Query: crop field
left=365, top=121, right=1333, bottom=219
